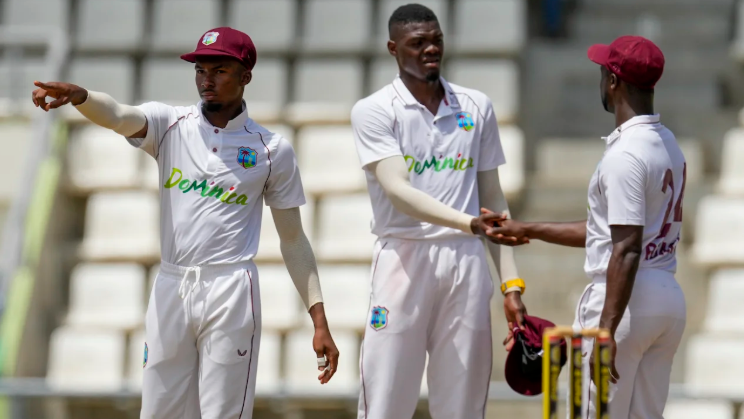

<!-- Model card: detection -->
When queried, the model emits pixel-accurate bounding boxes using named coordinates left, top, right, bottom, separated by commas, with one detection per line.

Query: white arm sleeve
left=271, top=207, right=323, bottom=310
left=371, top=156, right=475, bottom=234
left=477, top=169, right=521, bottom=291
left=74, top=91, right=147, bottom=137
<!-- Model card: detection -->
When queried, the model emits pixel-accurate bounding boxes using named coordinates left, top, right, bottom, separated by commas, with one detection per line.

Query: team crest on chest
left=237, top=146, right=257, bottom=169
left=370, top=306, right=389, bottom=331
left=202, top=31, right=219, bottom=45
left=455, top=112, right=475, bottom=132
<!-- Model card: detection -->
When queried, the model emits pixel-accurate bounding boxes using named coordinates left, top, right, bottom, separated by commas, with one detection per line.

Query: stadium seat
left=47, top=326, right=126, bottom=391
left=0, top=59, right=50, bottom=114
left=285, top=329, right=359, bottom=395
left=301, top=264, right=370, bottom=330
left=690, top=196, right=744, bottom=267
left=702, top=269, right=744, bottom=333
left=141, top=58, right=197, bottom=105
left=296, top=125, right=367, bottom=196
left=447, top=59, right=519, bottom=124
left=0, top=123, right=33, bottom=202
left=452, top=0, right=526, bottom=55
left=315, top=194, right=376, bottom=262
left=685, top=334, right=744, bottom=398
left=151, top=0, right=220, bottom=52
left=228, top=0, right=296, bottom=53
left=79, top=191, right=160, bottom=263
left=535, top=138, right=605, bottom=185
left=255, top=331, right=282, bottom=395
left=67, top=57, right=136, bottom=105
left=127, top=329, right=146, bottom=391
left=2, top=0, right=69, bottom=33
left=376, top=1, right=447, bottom=53
left=66, top=263, right=146, bottom=330
left=302, top=0, right=372, bottom=53
left=664, top=399, right=734, bottom=419
left=498, top=125, right=525, bottom=201
left=253, top=264, right=304, bottom=330
left=75, top=0, right=145, bottom=52
left=67, top=125, right=141, bottom=193
left=257, top=200, right=315, bottom=262
left=286, top=59, right=364, bottom=124
left=717, top=128, right=744, bottom=196
left=243, top=58, right=288, bottom=123
left=369, top=57, right=399, bottom=93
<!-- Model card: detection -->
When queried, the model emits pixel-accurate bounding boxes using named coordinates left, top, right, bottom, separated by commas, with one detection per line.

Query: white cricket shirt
left=585, top=114, right=687, bottom=277
left=351, top=76, right=506, bottom=240
left=127, top=101, right=306, bottom=267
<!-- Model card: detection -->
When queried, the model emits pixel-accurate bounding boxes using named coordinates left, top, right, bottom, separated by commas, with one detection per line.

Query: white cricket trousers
left=574, top=268, right=686, bottom=419
left=358, top=237, right=494, bottom=419
left=141, top=260, right=261, bottom=419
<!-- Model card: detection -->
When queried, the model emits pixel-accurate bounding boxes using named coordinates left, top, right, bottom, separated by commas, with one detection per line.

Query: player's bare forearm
left=308, top=303, right=329, bottom=329
left=525, top=221, right=587, bottom=247
left=599, top=225, right=643, bottom=335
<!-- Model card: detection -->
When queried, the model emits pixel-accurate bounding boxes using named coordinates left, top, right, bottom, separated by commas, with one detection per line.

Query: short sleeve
left=125, top=101, right=179, bottom=159
left=478, top=98, right=507, bottom=171
left=350, top=99, right=402, bottom=169
left=263, top=136, right=307, bottom=209
left=601, top=150, right=647, bottom=226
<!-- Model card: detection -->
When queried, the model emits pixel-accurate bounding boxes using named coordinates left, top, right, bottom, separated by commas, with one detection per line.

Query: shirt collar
left=603, top=114, right=661, bottom=145
left=198, top=100, right=250, bottom=131
left=392, top=75, right=460, bottom=116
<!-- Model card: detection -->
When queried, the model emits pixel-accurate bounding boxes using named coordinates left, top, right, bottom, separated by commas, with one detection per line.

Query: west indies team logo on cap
left=237, top=147, right=257, bottom=169
left=202, top=31, right=219, bottom=45
left=370, top=306, right=389, bottom=331
left=455, top=112, right=474, bottom=132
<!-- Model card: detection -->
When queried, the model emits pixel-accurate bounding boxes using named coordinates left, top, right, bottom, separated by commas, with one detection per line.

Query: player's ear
left=609, top=73, right=618, bottom=90
left=387, top=40, right=397, bottom=57
left=241, top=70, right=252, bottom=87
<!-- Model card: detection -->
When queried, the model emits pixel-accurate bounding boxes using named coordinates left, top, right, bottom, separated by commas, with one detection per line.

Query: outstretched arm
left=271, top=207, right=338, bottom=384
left=32, top=81, right=147, bottom=138
left=490, top=219, right=587, bottom=248
left=370, top=156, right=505, bottom=237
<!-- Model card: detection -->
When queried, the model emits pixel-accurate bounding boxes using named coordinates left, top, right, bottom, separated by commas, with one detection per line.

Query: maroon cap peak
left=587, top=35, right=665, bottom=89
left=181, top=27, right=257, bottom=71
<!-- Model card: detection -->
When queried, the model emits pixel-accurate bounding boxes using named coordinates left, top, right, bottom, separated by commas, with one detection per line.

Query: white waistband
left=591, top=268, right=675, bottom=284
left=159, top=260, right=256, bottom=277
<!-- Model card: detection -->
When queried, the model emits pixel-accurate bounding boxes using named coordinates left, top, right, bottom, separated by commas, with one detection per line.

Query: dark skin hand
left=309, top=303, right=340, bottom=384
left=589, top=224, right=643, bottom=385
left=487, top=214, right=587, bottom=248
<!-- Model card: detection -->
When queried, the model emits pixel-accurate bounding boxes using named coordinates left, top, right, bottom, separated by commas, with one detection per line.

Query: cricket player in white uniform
left=351, top=5, right=528, bottom=419
left=31, top=27, right=340, bottom=419
left=495, top=36, right=687, bottom=418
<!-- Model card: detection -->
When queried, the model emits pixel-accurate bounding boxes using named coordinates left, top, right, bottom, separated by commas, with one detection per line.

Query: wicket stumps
left=542, top=327, right=612, bottom=419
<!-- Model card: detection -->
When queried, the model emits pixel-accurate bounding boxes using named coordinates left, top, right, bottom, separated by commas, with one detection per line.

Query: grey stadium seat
left=67, top=57, right=136, bottom=105
left=0, top=58, right=48, bottom=109
left=243, top=58, right=288, bottom=123
left=2, top=0, right=69, bottom=33
left=376, top=0, right=448, bottom=53
left=287, top=58, right=364, bottom=124
left=452, top=0, right=526, bottom=55
left=228, top=0, right=296, bottom=53
left=141, top=58, right=197, bottom=105
left=75, top=0, right=145, bottom=52
left=369, top=57, right=399, bottom=93
left=151, top=0, right=220, bottom=53
left=447, top=58, right=519, bottom=124
left=302, top=0, right=372, bottom=53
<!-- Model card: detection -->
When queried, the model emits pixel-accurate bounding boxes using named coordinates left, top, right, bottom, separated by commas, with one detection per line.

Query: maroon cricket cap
left=504, top=315, right=567, bottom=396
left=587, top=35, right=665, bottom=89
left=181, top=27, right=257, bottom=71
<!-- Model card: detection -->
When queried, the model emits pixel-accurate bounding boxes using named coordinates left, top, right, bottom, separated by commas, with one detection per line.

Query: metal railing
left=0, top=26, right=68, bottom=315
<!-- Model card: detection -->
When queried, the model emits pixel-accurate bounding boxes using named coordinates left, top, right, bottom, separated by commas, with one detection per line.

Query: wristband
left=500, top=278, right=525, bottom=295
